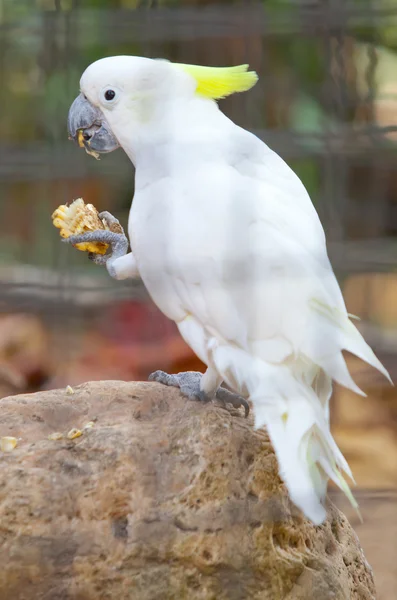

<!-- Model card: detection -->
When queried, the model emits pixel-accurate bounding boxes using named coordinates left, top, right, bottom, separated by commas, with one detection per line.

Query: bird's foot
left=148, top=370, right=249, bottom=417
left=63, top=211, right=129, bottom=276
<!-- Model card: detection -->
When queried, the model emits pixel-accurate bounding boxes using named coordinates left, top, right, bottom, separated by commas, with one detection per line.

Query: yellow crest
left=176, top=63, right=258, bottom=100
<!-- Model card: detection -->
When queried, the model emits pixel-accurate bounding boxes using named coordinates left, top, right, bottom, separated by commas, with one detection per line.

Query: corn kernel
left=83, top=421, right=95, bottom=430
left=48, top=432, right=63, bottom=441
left=67, top=428, right=82, bottom=440
left=1, top=436, right=18, bottom=452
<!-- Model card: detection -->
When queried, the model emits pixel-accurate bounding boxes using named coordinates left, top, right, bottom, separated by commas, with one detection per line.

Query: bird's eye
left=104, top=89, right=116, bottom=102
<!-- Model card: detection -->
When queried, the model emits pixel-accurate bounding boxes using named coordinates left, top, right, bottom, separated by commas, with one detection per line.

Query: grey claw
left=98, top=211, right=121, bottom=227
left=149, top=370, right=249, bottom=416
left=64, top=229, right=129, bottom=275
left=216, top=388, right=250, bottom=418
left=88, top=252, right=108, bottom=266
left=149, top=370, right=205, bottom=401
left=148, top=370, right=179, bottom=387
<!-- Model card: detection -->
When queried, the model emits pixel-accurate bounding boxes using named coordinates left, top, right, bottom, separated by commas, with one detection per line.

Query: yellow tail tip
left=176, top=63, right=258, bottom=100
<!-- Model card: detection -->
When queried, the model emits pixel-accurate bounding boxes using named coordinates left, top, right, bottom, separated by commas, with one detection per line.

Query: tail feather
left=304, top=302, right=391, bottom=393
left=312, top=368, right=332, bottom=419
left=209, top=298, right=392, bottom=525
left=266, top=418, right=327, bottom=525
left=343, top=319, right=392, bottom=384
left=316, top=352, right=366, bottom=397
left=210, top=343, right=357, bottom=525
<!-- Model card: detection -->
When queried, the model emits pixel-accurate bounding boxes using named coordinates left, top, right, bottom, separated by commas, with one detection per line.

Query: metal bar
left=3, top=4, right=397, bottom=41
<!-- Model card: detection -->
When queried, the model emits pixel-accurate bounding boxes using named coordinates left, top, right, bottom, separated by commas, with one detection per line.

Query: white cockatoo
left=66, top=56, right=391, bottom=524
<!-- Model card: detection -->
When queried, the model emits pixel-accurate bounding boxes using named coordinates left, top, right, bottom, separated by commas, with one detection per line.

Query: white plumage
left=78, top=56, right=391, bottom=524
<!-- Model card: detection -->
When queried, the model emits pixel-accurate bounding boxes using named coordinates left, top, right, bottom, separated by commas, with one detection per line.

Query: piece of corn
left=66, top=385, right=74, bottom=395
left=77, top=129, right=86, bottom=148
left=83, top=421, right=95, bottom=430
left=51, top=198, right=110, bottom=254
left=77, top=130, right=100, bottom=160
left=48, top=432, right=64, bottom=441
left=1, top=436, right=18, bottom=452
left=67, top=428, right=82, bottom=440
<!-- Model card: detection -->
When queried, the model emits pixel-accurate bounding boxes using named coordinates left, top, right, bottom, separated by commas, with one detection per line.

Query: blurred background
left=1, top=0, right=397, bottom=596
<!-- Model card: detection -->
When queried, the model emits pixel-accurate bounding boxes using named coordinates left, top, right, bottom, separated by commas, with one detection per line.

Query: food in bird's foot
left=51, top=198, right=122, bottom=254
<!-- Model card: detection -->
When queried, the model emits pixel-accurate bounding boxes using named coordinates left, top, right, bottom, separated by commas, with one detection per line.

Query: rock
left=0, top=381, right=375, bottom=600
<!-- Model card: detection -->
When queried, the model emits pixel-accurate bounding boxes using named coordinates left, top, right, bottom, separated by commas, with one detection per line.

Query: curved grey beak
left=67, top=93, right=120, bottom=158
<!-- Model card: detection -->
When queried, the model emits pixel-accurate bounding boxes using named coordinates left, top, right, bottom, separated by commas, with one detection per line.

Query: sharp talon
left=148, top=370, right=249, bottom=416
left=227, top=395, right=250, bottom=418
left=216, top=387, right=250, bottom=417
left=99, top=211, right=121, bottom=227
left=148, top=370, right=162, bottom=382
left=240, top=398, right=250, bottom=418
left=229, top=397, right=250, bottom=418
left=148, top=370, right=178, bottom=387
left=88, top=252, right=107, bottom=266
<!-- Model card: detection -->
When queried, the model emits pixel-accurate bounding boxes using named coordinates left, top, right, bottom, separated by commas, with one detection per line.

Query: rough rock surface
left=0, top=381, right=376, bottom=600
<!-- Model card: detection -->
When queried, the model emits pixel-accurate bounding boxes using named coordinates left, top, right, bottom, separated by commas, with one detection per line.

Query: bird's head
left=67, top=55, right=258, bottom=159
